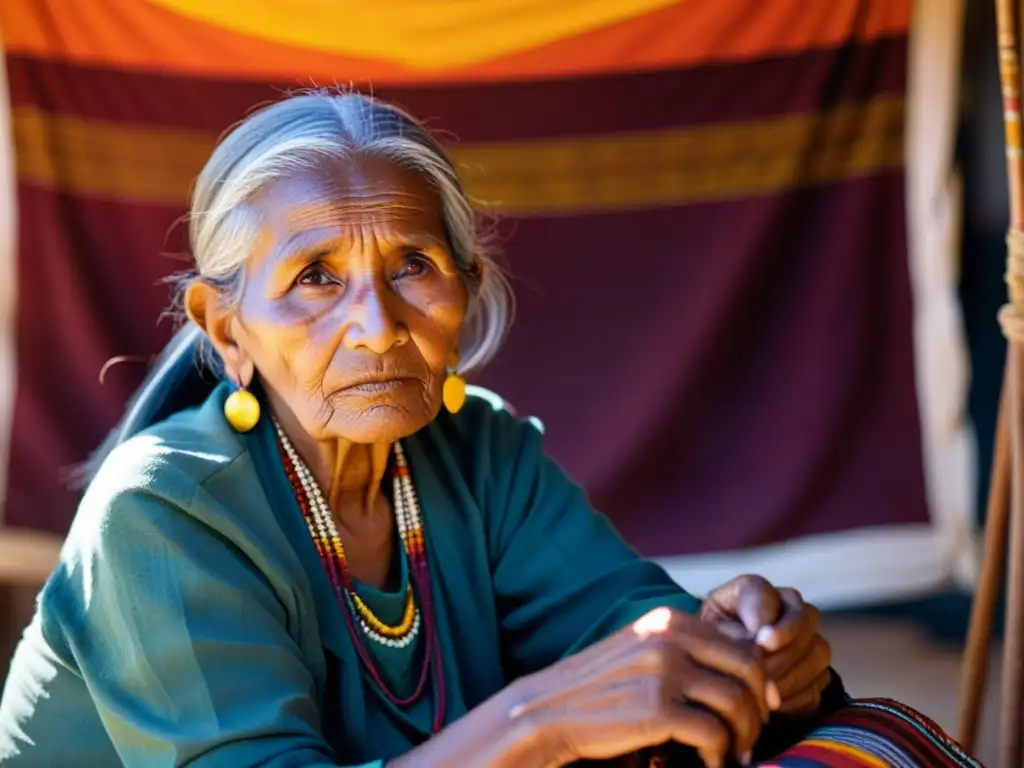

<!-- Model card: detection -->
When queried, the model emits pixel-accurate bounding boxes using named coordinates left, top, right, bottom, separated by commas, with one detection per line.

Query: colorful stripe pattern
left=764, top=700, right=984, bottom=767
left=0, top=1, right=926, bottom=561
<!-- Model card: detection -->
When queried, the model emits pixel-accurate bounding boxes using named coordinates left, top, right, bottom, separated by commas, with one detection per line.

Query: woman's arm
left=465, top=402, right=703, bottom=671
left=54, top=478, right=761, bottom=768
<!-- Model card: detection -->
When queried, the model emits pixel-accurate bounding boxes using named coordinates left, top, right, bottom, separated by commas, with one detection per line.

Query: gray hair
left=177, top=89, right=513, bottom=373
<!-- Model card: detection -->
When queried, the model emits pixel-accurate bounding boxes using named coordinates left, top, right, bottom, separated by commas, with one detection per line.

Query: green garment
left=0, top=382, right=701, bottom=767
left=352, top=550, right=424, bottom=702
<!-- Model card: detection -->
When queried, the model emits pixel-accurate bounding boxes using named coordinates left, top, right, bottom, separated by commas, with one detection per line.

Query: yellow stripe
left=456, top=97, right=904, bottom=213
left=13, top=109, right=213, bottom=203
left=799, top=738, right=891, bottom=768
left=143, top=0, right=683, bottom=68
left=12, top=97, right=904, bottom=215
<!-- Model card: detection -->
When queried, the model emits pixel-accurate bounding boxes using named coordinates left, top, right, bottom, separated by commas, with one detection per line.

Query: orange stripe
left=1, top=0, right=910, bottom=85
left=798, top=739, right=890, bottom=768
left=143, top=0, right=685, bottom=68
left=11, top=97, right=905, bottom=213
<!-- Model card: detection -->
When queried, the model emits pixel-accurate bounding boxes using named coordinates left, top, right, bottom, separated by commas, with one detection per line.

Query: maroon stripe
left=473, top=171, right=926, bottom=555
left=851, top=701, right=977, bottom=765
left=6, top=35, right=906, bottom=141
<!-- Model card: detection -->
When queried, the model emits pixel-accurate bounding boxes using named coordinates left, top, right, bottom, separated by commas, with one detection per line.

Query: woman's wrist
left=385, top=677, right=562, bottom=768
left=496, top=676, right=567, bottom=767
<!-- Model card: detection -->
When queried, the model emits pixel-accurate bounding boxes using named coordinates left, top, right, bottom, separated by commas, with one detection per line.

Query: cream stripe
left=904, top=0, right=976, bottom=587
left=0, top=30, right=18, bottom=539
left=0, top=530, right=61, bottom=585
left=656, top=524, right=955, bottom=610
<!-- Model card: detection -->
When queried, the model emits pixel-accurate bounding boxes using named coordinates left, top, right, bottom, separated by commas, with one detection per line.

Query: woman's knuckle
left=638, top=675, right=664, bottom=712
left=739, top=574, right=772, bottom=592
left=665, top=607, right=693, bottom=629
left=637, top=635, right=672, bottom=669
left=706, top=718, right=730, bottom=752
left=736, top=650, right=765, bottom=680
left=717, top=676, right=746, bottom=708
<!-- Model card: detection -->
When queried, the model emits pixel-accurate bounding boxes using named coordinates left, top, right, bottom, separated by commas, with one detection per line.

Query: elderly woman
left=0, top=93, right=976, bottom=768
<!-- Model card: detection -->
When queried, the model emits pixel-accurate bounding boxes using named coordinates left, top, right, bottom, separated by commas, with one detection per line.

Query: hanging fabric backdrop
left=0, top=0, right=975, bottom=605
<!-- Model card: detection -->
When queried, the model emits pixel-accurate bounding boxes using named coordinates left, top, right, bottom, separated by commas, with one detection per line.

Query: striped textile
left=764, top=700, right=983, bottom=767
left=0, top=1, right=973, bottom=603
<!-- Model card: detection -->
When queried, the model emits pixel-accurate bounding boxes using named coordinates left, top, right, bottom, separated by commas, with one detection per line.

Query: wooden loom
left=958, top=1, right=1024, bottom=765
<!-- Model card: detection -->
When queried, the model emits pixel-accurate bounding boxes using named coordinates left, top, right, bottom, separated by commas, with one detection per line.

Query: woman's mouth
left=340, top=378, right=415, bottom=395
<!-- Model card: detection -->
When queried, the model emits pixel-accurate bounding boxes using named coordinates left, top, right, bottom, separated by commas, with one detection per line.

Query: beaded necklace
left=275, top=423, right=446, bottom=732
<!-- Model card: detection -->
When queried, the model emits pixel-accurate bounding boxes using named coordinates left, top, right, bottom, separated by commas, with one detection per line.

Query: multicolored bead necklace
left=275, top=422, right=446, bottom=731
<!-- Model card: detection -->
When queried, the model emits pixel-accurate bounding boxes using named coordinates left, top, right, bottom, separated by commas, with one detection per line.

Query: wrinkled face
left=196, top=155, right=469, bottom=444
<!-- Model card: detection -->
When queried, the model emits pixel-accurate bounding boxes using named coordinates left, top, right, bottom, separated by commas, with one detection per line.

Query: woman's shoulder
left=428, top=385, right=545, bottom=466
left=414, top=386, right=556, bottom=519
left=52, top=388, right=279, bottom=609
left=88, top=387, right=247, bottom=509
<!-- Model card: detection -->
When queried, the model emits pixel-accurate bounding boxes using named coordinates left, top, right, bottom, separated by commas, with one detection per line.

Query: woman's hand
left=701, top=575, right=832, bottom=716
left=510, top=606, right=771, bottom=768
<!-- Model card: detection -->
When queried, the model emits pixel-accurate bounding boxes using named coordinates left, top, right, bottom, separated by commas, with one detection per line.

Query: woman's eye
left=396, top=253, right=430, bottom=279
left=297, top=265, right=334, bottom=286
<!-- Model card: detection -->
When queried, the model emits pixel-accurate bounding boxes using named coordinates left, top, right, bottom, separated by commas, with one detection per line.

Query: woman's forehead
left=255, top=155, right=446, bottom=241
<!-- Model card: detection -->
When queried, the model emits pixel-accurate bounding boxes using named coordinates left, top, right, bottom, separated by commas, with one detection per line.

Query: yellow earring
left=224, top=385, right=261, bottom=432
left=442, top=352, right=466, bottom=414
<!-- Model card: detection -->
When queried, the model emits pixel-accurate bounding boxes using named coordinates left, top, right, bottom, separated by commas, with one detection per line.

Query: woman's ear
left=184, top=281, right=254, bottom=386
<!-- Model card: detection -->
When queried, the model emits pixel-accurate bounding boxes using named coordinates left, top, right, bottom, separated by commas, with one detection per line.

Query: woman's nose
left=342, top=276, right=408, bottom=354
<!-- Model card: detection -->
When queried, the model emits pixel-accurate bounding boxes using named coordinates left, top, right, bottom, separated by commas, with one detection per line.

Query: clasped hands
left=700, top=574, right=833, bottom=717
left=516, top=576, right=832, bottom=768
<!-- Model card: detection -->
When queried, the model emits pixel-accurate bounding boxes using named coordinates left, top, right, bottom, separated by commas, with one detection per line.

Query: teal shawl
left=0, top=382, right=701, bottom=766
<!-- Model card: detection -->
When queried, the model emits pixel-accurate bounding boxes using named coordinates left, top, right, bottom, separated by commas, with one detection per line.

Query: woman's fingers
left=755, top=588, right=817, bottom=653
left=774, top=666, right=832, bottom=715
left=675, top=618, right=766, bottom=692
left=542, top=673, right=734, bottom=767
left=534, top=608, right=781, bottom=766
left=734, top=576, right=783, bottom=636
left=678, top=661, right=765, bottom=759
left=764, top=612, right=818, bottom=681
left=651, top=702, right=731, bottom=768
left=665, top=705, right=732, bottom=768
left=631, top=609, right=771, bottom=724
left=766, top=634, right=832, bottom=710
left=702, top=575, right=783, bottom=636
left=713, top=617, right=751, bottom=642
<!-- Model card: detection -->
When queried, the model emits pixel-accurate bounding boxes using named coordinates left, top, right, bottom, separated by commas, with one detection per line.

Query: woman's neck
left=272, top=409, right=392, bottom=519
left=321, top=439, right=393, bottom=514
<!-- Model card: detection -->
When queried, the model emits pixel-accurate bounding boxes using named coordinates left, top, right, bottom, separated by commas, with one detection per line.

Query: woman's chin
left=328, top=395, right=440, bottom=444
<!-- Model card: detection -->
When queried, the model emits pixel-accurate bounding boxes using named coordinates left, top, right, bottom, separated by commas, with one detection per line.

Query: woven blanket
left=761, top=699, right=981, bottom=767
left=610, top=698, right=983, bottom=767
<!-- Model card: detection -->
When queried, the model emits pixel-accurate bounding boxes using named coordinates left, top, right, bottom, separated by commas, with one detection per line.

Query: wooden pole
left=960, top=2, right=1024, bottom=762
left=985, top=3, right=1024, bottom=765
left=957, top=370, right=1010, bottom=751
left=1003, top=343, right=1024, bottom=767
